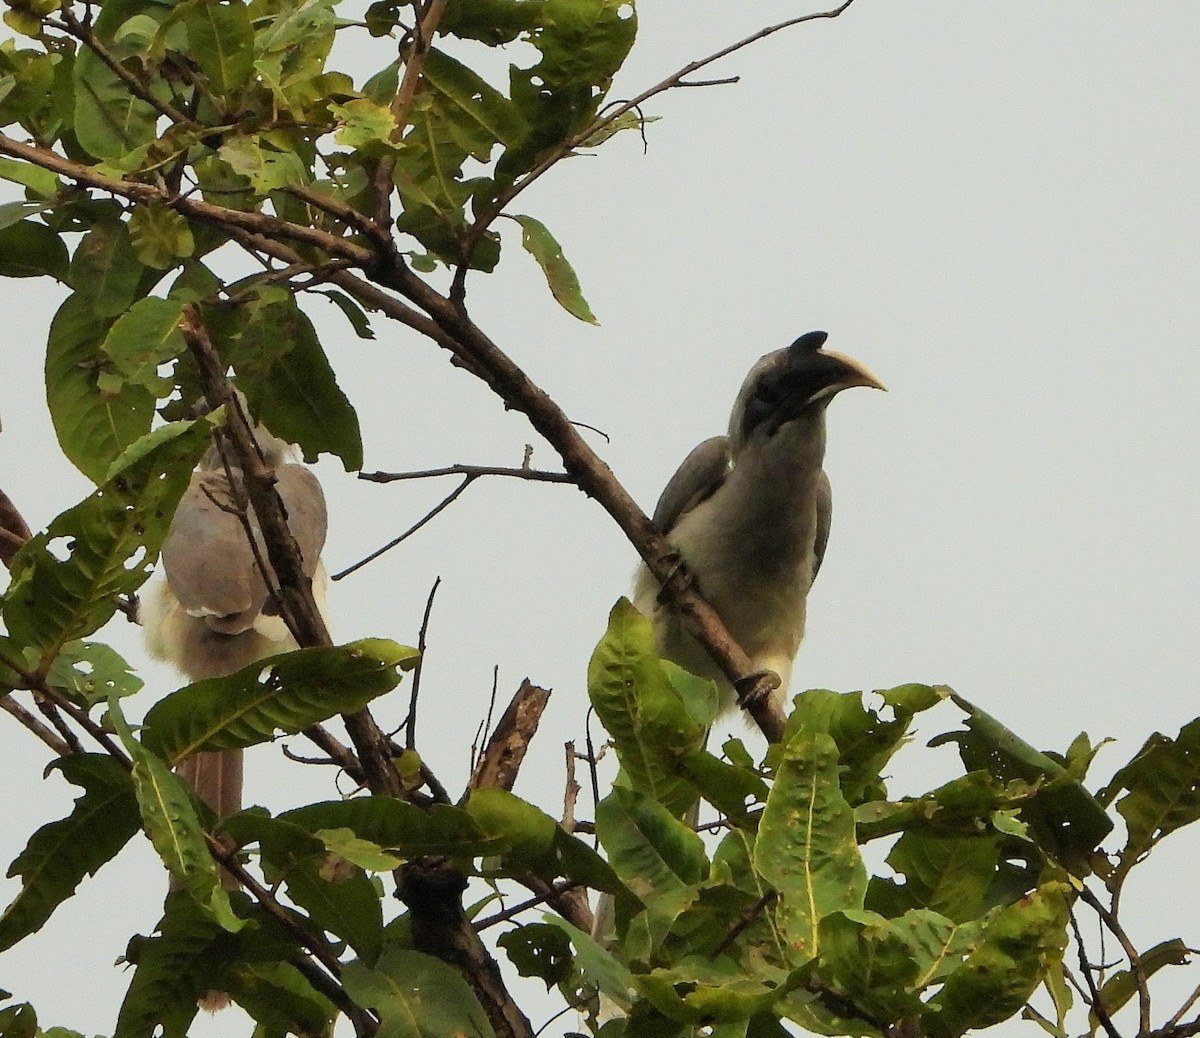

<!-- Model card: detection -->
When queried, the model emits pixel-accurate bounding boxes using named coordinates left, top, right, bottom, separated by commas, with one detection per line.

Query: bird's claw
left=656, top=550, right=696, bottom=604
left=734, top=669, right=781, bottom=710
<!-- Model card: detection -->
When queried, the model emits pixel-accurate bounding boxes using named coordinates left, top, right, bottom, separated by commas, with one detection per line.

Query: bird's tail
left=175, top=748, right=244, bottom=890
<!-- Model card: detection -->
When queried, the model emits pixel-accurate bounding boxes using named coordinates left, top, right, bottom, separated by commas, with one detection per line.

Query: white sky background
left=2, top=1, right=1199, bottom=1034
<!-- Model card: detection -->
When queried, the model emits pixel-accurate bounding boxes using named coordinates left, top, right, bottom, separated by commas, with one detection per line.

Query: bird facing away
left=143, top=411, right=328, bottom=827
left=633, top=330, right=884, bottom=712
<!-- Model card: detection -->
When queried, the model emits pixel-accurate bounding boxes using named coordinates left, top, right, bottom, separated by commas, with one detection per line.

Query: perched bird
left=634, top=330, right=884, bottom=711
left=143, top=406, right=328, bottom=825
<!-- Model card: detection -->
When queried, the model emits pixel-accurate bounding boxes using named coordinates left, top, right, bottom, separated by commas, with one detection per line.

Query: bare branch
left=331, top=475, right=474, bottom=581
left=1079, top=883, right=1151, bottom=1034
left=561, top=741, right=580, bottom=832
left=0, top=484, right=32, bottom=569
left=1, top=693, right=73, bottom=756
left=407, top=576, right=441, bottom=751
left=360, top=464, right=575, bottom=485
left=474, top=881, right=584, bottom=932
left=390, top=0, right=451, bottom=135
left=468, top=680, right=552, bottom=793
left=1069, top=904, right=1123, bottom=1038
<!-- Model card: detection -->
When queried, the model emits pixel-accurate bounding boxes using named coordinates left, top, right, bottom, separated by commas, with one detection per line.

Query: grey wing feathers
left=811, top=469, right=832, bottom=584
left=162, top=464, right=327, bottom=630
left=651, top=436, right=731, bottom=535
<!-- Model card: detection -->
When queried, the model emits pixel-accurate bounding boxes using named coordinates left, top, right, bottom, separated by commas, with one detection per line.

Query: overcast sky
left=2, top=2, right=1199, bottom=1034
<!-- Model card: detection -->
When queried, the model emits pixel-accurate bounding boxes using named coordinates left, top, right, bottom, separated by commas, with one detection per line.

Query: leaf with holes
left=141, top=639, right=418, bottom=762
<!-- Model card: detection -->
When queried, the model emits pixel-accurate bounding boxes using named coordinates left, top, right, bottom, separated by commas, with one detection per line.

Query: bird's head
left=728, top=331, right=885, bottom=453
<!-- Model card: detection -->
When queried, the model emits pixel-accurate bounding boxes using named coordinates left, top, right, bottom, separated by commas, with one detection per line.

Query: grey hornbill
left=143, top=401, right=328, bottom=831
left=634, top=330, right=884, bottom=714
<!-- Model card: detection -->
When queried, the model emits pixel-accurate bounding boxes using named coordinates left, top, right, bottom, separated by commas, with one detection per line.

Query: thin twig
left=1069, top=904, right=1122, bottom=1038
left=33, top=695, right=84, bottom=754
left=1079, top=884, right=1151, bottom=1034
left=54, top=10, right=197, bottom=128
left=360, top=464, right=575, bottom=485
left=709, top=891, right=776, bottom=959
left=332, top=476, right=474, bottom=580
left=407, top=576, right=441, bottom=751
left=1167, top=980, right=1200, bottom=1031
left=38, top=682, right=129, bottom=762
left=474, top=882, right=584, bottom=931
left=1, top=693, right=73, bottom=756
left=300, top=723, right=366, bottom=786
left=390, top=0, right=451, bottom=136
left=202, top=835, right=379, bottom=1038
left=459, top=0, right=858, bottom=262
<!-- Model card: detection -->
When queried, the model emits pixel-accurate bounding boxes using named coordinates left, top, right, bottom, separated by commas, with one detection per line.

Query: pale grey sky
left=2, top=3, right=1199, bottom=1034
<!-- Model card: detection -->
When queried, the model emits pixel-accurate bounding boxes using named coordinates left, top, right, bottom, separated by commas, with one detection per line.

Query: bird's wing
left=274, top=464, right=328, bottom=576
left=811, top=469, right=832, bottom=583
left=652, top=436, right=732, bottom=535
left=162, top=470, right=267, bottom=627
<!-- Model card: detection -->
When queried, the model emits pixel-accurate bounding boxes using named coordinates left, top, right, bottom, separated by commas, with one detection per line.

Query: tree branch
left=53, top=9, right=197, bottom=129
left=461, top=0, right=859, bottom=260
left=179, top=306, right=404, bottom=799
left=467, top=679, right=551, bottom=793
left=0, top=483, right=32, bottom=569
left=360, top=464, right=575, bottom=485
left=1, top=692, right=73, bottom=756
left=366, top=256, right=789, bottom=741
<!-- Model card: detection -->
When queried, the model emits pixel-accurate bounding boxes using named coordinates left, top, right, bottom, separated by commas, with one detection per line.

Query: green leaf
left=141, top=639, right=419, bottom=762
left=127, top=204, right=195, bottom=270
left=507, top=213, right=596, bottom=323
left=68, top=223, right=147, bottom=317
left=230, top=296, right=364, bottom=469
left=44, top=639, right=144, bottom=708
left=754, top=730, right=866, bottom=966
left=1093, top=937, right=1189, bottom=1023
left=183, top=0, right=254, bottom=96
left=312, top=827, right=405, bottom=872
left=342, top=949, right=496, bottom=1038
left=0, top=219, right=68, bottom=279
left=595, top=787, right=706, bottom=942
left=224, top=959, right=336, bottom=1034
left=498, top=922, right=573, bottom=988
left=463, top=788, right=629, bottom=899
left=926, top=878, right=1071, bottom=1038
left=421, top=46, right=527, bottom=153
left=316, top=288, right=376, bottom=339
left=217, top=136, right=308, bottom=193
left=0, top=755, right=140, bottom=953
left=116, top=893, right=296, bottom=1037
left=0, top=199, right=53, bottom=230
left=97, top=295, right=184, bottom=393
left=72, top=43, right=160, bottom=161
left=224, top=809, right=384, bottom=961
left=587, top=599, right=710, bottom=819
left=330, top=98, right=399, bottom=152
left=109, top=697, right=244, bottom=932
left=933, top=691, right=1113, bottom=870
left=1102, top=719, right=1200, bottom=890
left=44, top=292, right=154, bottom=482
left=866, top=831, right=1002, bottom=924
left=2, top=419, right=210, bottom=658
left=278, top=797, right=505, bottom=860
left=541, top=915, right=635, bottom=1011
left=820, top=908, right=984, bottom=1022
left=782, top=688, right=915, bottom=808
left=0, top=1003, right=37, bottom=1038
